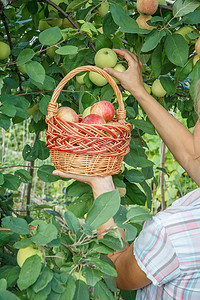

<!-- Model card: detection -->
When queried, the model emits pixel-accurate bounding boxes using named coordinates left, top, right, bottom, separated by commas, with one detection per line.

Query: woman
left=53, top=49, right=200, bottom=299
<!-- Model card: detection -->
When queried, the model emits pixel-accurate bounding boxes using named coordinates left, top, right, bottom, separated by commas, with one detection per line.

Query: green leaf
left=164, top=34, right=189, bottom=67
left=64, top=211, right=80, bottom=234
left=132, top=119, right=156, bottom=135
left=127, top=206, right=151, bottom=223
left=125, top=169, right=145, bottom=183
left=30, top=220, right=58, bottom=245
left=0, top=266, right=20, bottom=288
left=66, top=0, right=88, bottom=12
left=0, top=114, right=10, bottom=130
left=94, top=281, right=115, bottom=300
left=83, top=267, right=102, bottom=287
left=39, top=95, right=51, bottom=115
left=37, top=165, right=60, bottom=182
left=120, top=223, right=137, bottom=242
left=67, top=181, right=92, bottom=197
left=126, top=182, right=146, bottom=206
left=2, top=216, right=30, bottom=235
left=27, top=282, right=51, bottom=300
left=15, top=169, right=32, bottom=183
left=2, top=174, right=20, bottom=190
left=17, top=255, right=42, bottom=290
left=59, top=274, right=76, bottom=300
left=182, top=11, right=200, bottom=24
left=102, top=12, right=118, bottom=36
left=17, top=49, right=35, bottom=66
left=110, top=4, right=149, bottom=34
left=0, top=278, right=7, bottom=291
left=0, top=94, right=29, bottom=108
left=33, top=140, right=50, bottom=160
left=174, top=58, right=193, bottom=81
left=22, top=144, right=38, bottom=161
left=87, top=258, right=117, bottom=277
left=152, top=44, right=162, bottom=77
left=24, top=61, right=45, bottom=84
left=173, top=0, right=200, bottom=17
left=0, top=290, right=20, bottom=300
left=39, top=26, right=62, bottom=46
left=0, top=173, right=4, bottom=185
left=86, top=190, right=120, bottom=230
left=32, top=266, right=53, bottom=293
left=67, top=194, right=92, bottom=218
left=100, top=231, right=126, bottom=251
left=55, top=45, right=78, bottom=55
left=141, top=29, right=166, bottom=52
left=13, top=239, right=32, bottom=249
left=160, top=77, right=176, bottom=96
left=120, top=290, right=137, bottom=300
left=0, top=105, right=16, bottom=117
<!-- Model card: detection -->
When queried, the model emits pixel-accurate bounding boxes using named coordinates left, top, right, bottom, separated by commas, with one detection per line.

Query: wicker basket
left=45, top=65, right=131, bottom=176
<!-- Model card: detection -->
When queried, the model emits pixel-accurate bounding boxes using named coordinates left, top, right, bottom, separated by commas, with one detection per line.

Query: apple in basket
left=82, top=114, right=106, bottom=124
left=90, top=101, right=115, bottom=122
left=56, top=107, right=79, bottom=123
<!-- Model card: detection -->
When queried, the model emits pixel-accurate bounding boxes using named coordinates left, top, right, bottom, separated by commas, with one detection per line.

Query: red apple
left=56, top=107, right=79, bottom=123
left=81, top=114, right=106, bottom=124
left=90, top=101, right=115, bottom=122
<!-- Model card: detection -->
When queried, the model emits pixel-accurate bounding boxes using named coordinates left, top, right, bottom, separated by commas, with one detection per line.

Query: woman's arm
left=53, top=171, right=151, bottom=290
left=104, top=49, right=200, bottom=186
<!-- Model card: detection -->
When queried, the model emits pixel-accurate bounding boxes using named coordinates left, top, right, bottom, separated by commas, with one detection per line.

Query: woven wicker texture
left=45, top=65, right=131, bottom=176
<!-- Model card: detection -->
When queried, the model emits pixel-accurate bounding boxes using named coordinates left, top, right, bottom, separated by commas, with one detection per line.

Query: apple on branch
left=94, top=48, right=118, bottom=69
left=152, top=79, right=167, bottom=98
left=136, top=0, right=158, bottom=15
left=82, top=114, right=106, bottom=124
left=89, top=71, right=107, bottom=86
left=0, top=41, right=11, bottom=60
left=56, top=107, right=79, bottom=123
left=90, top=101, right=115, bottom=122
left=82, top=106, right=92, bottom=119
left=112, top=63, right=126, bottom=83
left=76, top=72, right=87, bottom=85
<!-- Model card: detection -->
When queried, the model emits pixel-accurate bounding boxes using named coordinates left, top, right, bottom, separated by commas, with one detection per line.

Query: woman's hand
left=104, top=48, right=147, bottom=97
left=52, top=170, right=115, bottom=199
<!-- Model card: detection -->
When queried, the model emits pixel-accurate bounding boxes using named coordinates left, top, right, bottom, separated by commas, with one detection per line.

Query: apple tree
left=0, top=0, right=200, bottom=299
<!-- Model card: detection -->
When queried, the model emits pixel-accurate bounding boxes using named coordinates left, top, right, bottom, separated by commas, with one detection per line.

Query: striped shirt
left=134, top=188, right=200, bottom=299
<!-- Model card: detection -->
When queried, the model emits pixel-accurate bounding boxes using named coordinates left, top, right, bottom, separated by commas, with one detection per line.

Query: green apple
left=46, top=46, right=57, bottom=59
left=144, top=83, right=151, bottom=94
left=112, top=63, right=126, bottom=83
left=82, top=106, right=92, bottom=119
left=89, top=71, right=107, bottom=86
left=38, top=20, right=51, bottom=31
left=95, top=48, right=118, bottom=69
left=47, top=18, right=62, bottom=27
left=98, top=1, right=109, bottom=17
left=0, top=41, right=11, bottom=60
left=27, top=103, right=39, bottom=116
left=18, top=64, right=26, bottom=74
left=76, top=72, right=87, bottom=85
left=152, top=79, right=167, bottom=98
left=175, top=26, right=194, bottom=43
left=17, top=246, right=42, bottom=267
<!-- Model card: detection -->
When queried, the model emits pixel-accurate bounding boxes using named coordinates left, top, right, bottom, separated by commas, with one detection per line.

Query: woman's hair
left=194, top=79, right=200, bottom=118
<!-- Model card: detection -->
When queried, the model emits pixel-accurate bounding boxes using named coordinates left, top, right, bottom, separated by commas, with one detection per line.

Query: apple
left=175, top=26, right=194, bottom=43
left=76, top=72, right=86, bottom=85
left=47, top=18, right=63, bottom=27
left=91, top=101, right=115, bottom=122
left=137, top=0, right=158, bottom=15
left=17, top=246, right=42, bottom=268
left=136, top=15, right=154, bottom=30
left=0, top=41, right=11, bottom=60
left=195, top=37, right=200, bottom=56
left=46, top=46, right=57, bottom=59
left=38, top=20, right=51, bottom=31
left=56, top=107, right=79, bottom=123
left=62, top=18, right=74, bottom=29
left=89, top=71, right=107, bottom=86
left=82, top=106, right=92, bottom=119
left=94, top=48, right=118, bottom=69
left=18, top=64, right=26, bottom=74
left=82, top=114, right=106, bottom=124
left=152, top=79, right=167, bottom=97
left=98, top=1, right=109, bottom=17
left=193, top=54, right=200, bottom=66
left=144, top=83, right=151, bottom=94
left=111, top=63, right=126, bottom=83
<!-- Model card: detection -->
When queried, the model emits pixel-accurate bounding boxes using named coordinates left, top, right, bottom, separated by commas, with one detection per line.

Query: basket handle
left=46, top=65, right=126, bottom=124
